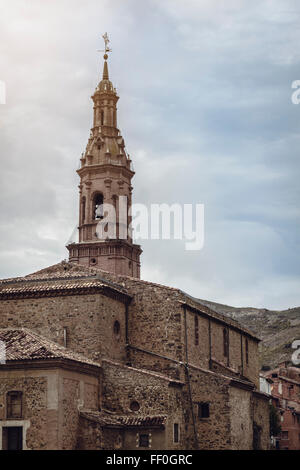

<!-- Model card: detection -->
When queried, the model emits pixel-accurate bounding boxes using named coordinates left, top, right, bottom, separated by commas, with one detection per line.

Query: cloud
left=0, top=0, right=299, bottom=309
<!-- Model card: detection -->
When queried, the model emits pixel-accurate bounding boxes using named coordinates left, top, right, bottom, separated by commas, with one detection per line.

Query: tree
left=269, top=403, right=281, bottom=437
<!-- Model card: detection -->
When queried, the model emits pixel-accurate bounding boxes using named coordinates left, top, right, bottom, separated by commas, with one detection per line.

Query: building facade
left=263, top=363, right=300, bottom=450
left=0, top=49, right=270, bottom=450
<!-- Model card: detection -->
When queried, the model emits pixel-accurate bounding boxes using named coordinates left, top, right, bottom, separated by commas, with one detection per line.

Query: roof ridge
left=102, top=358, right=184, bottom=384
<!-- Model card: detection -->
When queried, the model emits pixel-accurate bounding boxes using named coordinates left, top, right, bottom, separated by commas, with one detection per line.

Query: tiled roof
left=0, top=280, right=103, bottom=294
left=0, top=271, right=130, bottom=301
left=80, top=410, right=166, bottom=428
left=0, top=328, right=101, bottom=368
left=0, top=261, right=259, bottom=340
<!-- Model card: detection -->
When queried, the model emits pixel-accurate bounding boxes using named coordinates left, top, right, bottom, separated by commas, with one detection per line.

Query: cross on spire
left=98, top=32, right=112, bottom=60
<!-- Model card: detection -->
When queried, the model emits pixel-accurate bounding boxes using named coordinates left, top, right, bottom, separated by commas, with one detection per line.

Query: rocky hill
left=198, top=299, right=300, bottom=369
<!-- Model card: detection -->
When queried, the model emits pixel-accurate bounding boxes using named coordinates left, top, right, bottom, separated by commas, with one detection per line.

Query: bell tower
left=67, top=35, right=142, bottom=278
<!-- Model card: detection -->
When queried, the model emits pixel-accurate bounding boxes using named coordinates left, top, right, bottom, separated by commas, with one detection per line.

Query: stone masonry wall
left=0, top=367, right=100, bottom=450
left=0, top=293, right=125, bottom=364
left=229, top=387, right=253, bottom=450
left=59, top=369, right=100, bottom=450
left=188, top=367, right=232, bottom=450
left=101, top=360, right=185, bottom=450
left=0, top=373, right=48, bottom=450
left=252, top=392, right=270, bottom=450
left=95, top=269, right=260, bottom=386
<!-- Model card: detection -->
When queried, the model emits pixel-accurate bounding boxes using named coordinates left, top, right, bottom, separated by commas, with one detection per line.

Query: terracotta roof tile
left=0, top=328, right=101, bottom=368
left=0, top=276, right=130, bottom=301
left=80, top=410, right=166, bottom=428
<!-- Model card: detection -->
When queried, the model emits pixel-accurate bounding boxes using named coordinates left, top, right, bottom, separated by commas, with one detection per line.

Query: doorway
left=2, top=426, right=23, bottom=450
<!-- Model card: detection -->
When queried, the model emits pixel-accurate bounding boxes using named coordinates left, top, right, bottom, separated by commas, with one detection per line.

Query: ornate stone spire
left=102, top=57, right=109, bottom=80
left=66, top=36, right=142, bottom=277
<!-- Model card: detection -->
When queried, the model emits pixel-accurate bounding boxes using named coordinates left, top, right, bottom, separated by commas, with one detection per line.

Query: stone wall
left=101, top=360, right=185, bottom=450
left=229, top=387, right=252, bottom=449
left=0, top=367, right=100, bottom=450
left=0, top=293, right=126, bottom=363
left=188, top=366, right=232, bottom=450
left=252, top=392, right=270, bottom=450
left=0, top=372, right=48, bottom=449
left=96, top=270, right=260, bottom=387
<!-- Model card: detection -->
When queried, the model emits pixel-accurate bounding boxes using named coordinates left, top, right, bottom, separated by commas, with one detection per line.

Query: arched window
left=112, top=195, right=118, bottom=238
left=93, top=193, right=104, bottom=220
left=81, top=197, right=86, bottom=225
left=101, top=110, right=104, bottom=126
left=130, top=401, right=140, bottom=412
left=223, top=328, right=229, bottom=358
left=113, top=320, right=120, bottom=337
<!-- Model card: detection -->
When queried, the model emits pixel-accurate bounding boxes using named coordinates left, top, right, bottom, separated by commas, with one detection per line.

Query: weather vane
left=98, top=32, right=112, bottom=59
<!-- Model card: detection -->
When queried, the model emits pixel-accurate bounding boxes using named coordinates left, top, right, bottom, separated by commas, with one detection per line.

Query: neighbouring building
left=0, top=46, right=270, bottom=450
left=259, top=374, right=273, bottom=396
left=263, top=362, right=300, bottom=450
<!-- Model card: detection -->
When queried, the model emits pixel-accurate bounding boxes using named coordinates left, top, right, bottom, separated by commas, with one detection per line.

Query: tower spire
left=100, top=32, right=111, bottom=80
left=67, top=35, right=142, bottom=278
left=102, top=57, right=109, bottom=80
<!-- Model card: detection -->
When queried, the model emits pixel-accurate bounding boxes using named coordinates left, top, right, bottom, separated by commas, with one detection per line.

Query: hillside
left=198, top=299, right=300, bottom=369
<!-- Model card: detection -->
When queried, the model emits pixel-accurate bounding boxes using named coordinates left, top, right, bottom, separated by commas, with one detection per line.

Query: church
left=0, top=41, right=270, bottom=450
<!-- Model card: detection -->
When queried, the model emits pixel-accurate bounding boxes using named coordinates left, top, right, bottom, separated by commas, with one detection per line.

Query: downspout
left=183, top=305, right=199, bottom=450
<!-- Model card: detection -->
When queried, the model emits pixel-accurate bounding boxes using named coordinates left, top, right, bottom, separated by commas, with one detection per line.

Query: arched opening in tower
left=93, top=193, right=104, bottom=220
left=81, top=196, right=86, bottom=224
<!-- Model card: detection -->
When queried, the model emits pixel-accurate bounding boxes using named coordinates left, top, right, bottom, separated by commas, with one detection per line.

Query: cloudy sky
left=0, top=0, right=299, bottom=309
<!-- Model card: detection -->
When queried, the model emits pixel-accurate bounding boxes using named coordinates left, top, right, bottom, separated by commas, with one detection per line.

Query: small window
left=223, top=328, right=229, bottom=358
left=245, top=338, right=249, bottom=364
left=7, top=391, right=23, bottom=419
left=198, top=402, right=210, bottom=419
left=194, top=315, right=199, bottom=346
left=113, top=320, right=120, bottom=337
left=139, top=434, right=149, bottom=448
left=272, top=373, right=278, bottom=378
left=173, top=423, right=179, bottom=443
left=130, top=401, right=140, bottom=412
left=281, top=431, right=288, bottom=440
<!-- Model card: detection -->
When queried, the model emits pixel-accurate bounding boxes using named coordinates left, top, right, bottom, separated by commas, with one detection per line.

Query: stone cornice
left=0, top=358, right=102, bottom=377
left=0, top=282, right=131, bottom=304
